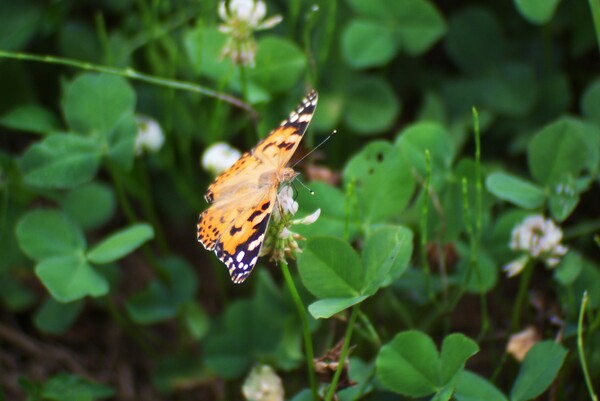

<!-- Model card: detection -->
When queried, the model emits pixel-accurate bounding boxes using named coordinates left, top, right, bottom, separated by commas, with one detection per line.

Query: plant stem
left=588, top=0, right=600, bottom=54
left=492, top=260, right=534, bottom=382
left=421, top=149, right=433, bottom=301
left=0, top=50, right=256, bottom=119
left=325, top=306, right=358, bottom=401
left=578, top=291, right=599, bottom=401
left=279, top=261, right=318, bottom=400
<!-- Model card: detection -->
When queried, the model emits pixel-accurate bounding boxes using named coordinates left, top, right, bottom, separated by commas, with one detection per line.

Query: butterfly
left=197, top=90, right=318, bottom=283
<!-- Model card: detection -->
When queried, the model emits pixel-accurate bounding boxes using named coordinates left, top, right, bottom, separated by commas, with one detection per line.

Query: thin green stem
left=473, top=107, right=482, bottom=245
left=318, top=0, right=338, bottom=69
left=279, top=261, right=318, bottom=400
left=107, top=163, right=138, bottom=223
left=511, top=260, right=534, bottom=332
left=421, top=149, right=433, bottom=301
left=578, top=291, right=599, bottom=401
left=472, top=107, right=489, bottom=338
left=492, top=260, right=534, bottom=382
left=0, top=50, right=256, bottom=119
left=325, top=306, right=359, bottom=401
left=357, top=309, right=381, bottom=347
left=588, top=0, right=600, bottom=54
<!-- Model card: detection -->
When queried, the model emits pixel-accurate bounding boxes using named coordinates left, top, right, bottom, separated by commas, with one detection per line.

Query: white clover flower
left=242, top=365, right=284, bottom=401
left=260, top=185, right=320, bottom=263
left=218, top=0, right=282, bottom=66
left=134, top=115, right=164, bottom=155
left=202, top=142, right=242, bottom=176
left=503, top=215, right=569, bottom=277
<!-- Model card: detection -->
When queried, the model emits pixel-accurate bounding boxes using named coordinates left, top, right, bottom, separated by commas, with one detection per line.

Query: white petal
left=503, top=256, right=529, bottom=278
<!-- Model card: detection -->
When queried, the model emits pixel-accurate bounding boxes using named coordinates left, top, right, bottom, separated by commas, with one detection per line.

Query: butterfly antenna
left=291, top=130, right=337, bottom=168
left=294, top=178, right=315, bottom=195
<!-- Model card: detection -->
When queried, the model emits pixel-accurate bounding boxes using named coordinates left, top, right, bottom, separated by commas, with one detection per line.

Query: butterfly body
left=197, top=90, right=318, bottom=283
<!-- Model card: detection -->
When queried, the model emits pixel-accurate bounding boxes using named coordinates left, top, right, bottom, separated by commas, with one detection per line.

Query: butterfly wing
left=198, top=185, right=276, bottom=283
left=204, top=90, right=318, bottom=203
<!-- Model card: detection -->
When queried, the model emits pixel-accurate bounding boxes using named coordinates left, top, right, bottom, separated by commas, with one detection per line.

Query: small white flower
left=260, top=185, right=320, bottom=263
left=503, top=215, right=569, bottom=277
left=134, top=115, right=164, bottom=155
left=218, top=0, right=282, bottom=66
left=242, top=365, right=284, bottom=401
left=202, top=142, right=241, bottom=176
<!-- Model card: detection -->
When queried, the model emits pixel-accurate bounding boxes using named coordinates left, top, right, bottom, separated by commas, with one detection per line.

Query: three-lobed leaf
left=35, top=255, right=109, bottom=302
left=376, top=331, right=478, bottom=397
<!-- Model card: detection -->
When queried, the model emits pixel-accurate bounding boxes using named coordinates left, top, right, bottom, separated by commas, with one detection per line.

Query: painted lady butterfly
left=197, top=90, right=318, bottom=283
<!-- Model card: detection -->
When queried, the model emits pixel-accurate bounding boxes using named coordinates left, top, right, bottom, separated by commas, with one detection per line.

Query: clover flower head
left=503, top=215, right=569, bottom=277
left=260, top=185, right=320, bottom=263
left=242, top=365, right=284, bottom=401
left=218, top=0, right=282, bottom=66
left=134, top=115, right=164, bottom=155
left=202, top=142, right=242, bottom=176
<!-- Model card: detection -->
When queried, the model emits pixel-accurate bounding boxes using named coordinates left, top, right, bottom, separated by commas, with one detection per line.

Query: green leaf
left=481, top=63, right=537, bottom=117
left=295, top=182, right=355, bottom=239
left=581, top=78, right=600, bottom=127
left=297, top=236, right=362, bottom=299
left=391, top=0, right=446, bottom=55
left=248, top=36, right=307, bottom=93
left=36, top=255, right=109, bottom=302
left=376, top=331, right=478, bottom=397
left=341, top=20, right=398, bottom=69
left=547, top=174, right=580, bottom=222
left=376, top=330, right=442, bottom=397
left=0, top=103, right=60, bottom=134
left=125, top=257, right=198, bottom=324
left=42, top=373, right=113, bottom=401
left=346, top=0, right=446, bottom=55
left=0, top=1, right=41, bottom=51
left=510, top=341, right=567, bottom=401
left=87, top=223, right=154, bottom=264
left=344, top=77, right=400, bottom=135
left=432, top=386, right=455, bottom=401
left=362, top=225, right=413, bottom=293
left=19, top=134, right=103, bottom=189
left=457, top=247, right=498, bottom=294
left=396, top=122, right=455, bottom=189
left=455, top=371, right=508, bottom=401
left=184, top=25, right=233, bottom=81
left=440, top=334, right=479, bottom=384
left=308, top=296, right=368, bottom=319
left=554, top=251, right=583, bottom=285
left=445, top=7, right=506, bottom=74
left=181, top=301, right=210, bottom=340
left=63, top=73, right=136, bottom=136
left=60, top=182, right=116, bottom=230
left=528, top=117, right=599, bottom=185
left=514, top=0, right=561, bottom=25
left=485, top=172, right=546, bottom=209
left=16, top=210, right=86, bottom=261
left=34, top=298, right=84, bottom=335
left=105, top=115, right=136, bottom=170
left=343, top=141, right=415, bottom=224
